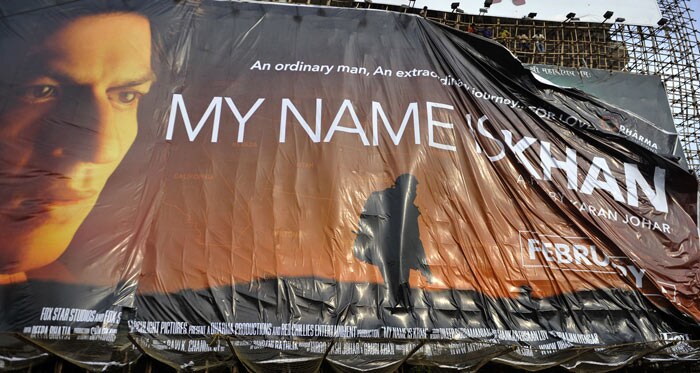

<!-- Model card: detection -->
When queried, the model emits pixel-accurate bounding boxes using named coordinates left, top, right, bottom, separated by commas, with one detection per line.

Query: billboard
left=0, top=0, right=698, bottom=371
left=526, top=64, right=688, bottom=169
left=377, top=0, right=663, bottom=26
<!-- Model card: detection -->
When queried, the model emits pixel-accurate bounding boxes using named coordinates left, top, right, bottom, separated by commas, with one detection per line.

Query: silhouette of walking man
left=353, top=174, right=431, bottom=308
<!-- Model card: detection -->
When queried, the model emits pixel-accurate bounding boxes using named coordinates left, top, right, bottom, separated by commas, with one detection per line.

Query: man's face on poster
left=0, top=13, right=153, bottom=274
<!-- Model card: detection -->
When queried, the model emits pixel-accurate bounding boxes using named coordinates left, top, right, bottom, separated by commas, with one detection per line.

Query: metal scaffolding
left=609, top=0, right=700, bottom=174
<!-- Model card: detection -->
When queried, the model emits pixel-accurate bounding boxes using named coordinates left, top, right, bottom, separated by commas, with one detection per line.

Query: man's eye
left=118, top=91, right=139, bottom=104
left=109, top=90, right=143, bottom=107
left=19, top=85, right=58, bottom=102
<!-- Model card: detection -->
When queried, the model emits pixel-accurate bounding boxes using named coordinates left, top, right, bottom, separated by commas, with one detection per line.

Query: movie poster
left=0, top=0, right=698, bottom=370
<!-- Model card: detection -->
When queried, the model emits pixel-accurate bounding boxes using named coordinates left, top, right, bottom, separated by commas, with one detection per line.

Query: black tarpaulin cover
left=0, top=0, right=698, bottom=371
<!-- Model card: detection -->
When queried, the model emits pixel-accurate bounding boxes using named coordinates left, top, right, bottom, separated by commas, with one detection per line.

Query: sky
left=686, top=1, right=700, bottom=69
left=689, top=0, right=700, bottom=37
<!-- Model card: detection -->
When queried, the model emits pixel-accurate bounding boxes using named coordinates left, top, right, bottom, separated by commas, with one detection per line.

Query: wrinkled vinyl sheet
left=0, top=0, right=698, bottom=371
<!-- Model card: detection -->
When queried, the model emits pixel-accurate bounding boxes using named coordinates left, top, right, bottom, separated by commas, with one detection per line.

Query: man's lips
left=0, top=164, right=105, bottom=221
left=2, top=199, right=51, bottom=221
left=1, top=187, right=98, bottom=221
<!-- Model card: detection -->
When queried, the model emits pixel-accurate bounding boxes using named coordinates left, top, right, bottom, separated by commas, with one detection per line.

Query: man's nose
left=61, top=87, right=120, bottom=164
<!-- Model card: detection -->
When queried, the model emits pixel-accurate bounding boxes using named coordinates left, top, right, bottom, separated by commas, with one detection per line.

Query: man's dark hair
left=0, top=0, right=174, bottom=113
